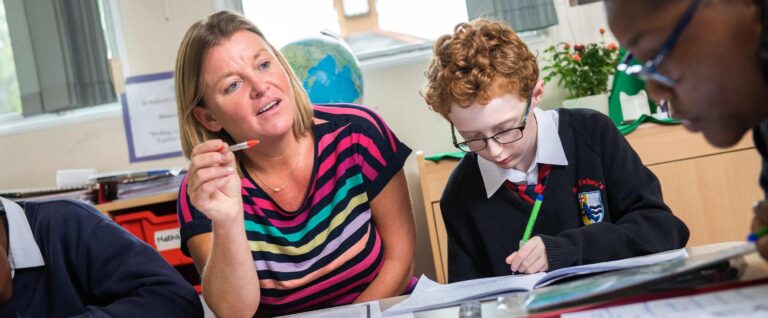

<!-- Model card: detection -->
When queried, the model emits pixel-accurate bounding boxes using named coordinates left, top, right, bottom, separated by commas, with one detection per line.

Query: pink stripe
left=314, top=105, right=384, bottom=136
left=328, top=293, right=359, bottom=305
left=259, top=226, right=371, bottom=289
left=361, top=163, right=378, bottom=182
left=241, top=175, right=300, bottom=218
left=318, top=153, right=378, bottom=186
left=346, top=133, right=387, bottom=165
left=315, top=104, right=398, bottom=152
left=315, top=104, right=397, bottom=152
left=239, top=178, right=277, bottom=220
left=317, top=124, right=351, bottom=154
left=317, top=134, right=386, bottom=180
left=179, top=176, right=193, bottom=223
left=242, top=177, right=256, bottom=189
left=259, top=231, right=382, bottom=305
left=244, top=156, right=357, bottom=228
left=248, top=153, right=377, bottom=229
left=242, top=200, right=267, bottom=218
left=291, top=259, right=383, bottom=311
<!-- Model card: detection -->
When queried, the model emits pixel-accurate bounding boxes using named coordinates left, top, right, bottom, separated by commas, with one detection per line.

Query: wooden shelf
left=94, top=190, right=178, bottom=216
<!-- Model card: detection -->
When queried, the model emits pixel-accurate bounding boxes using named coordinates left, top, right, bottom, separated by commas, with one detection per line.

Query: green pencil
left=748, top=225, right=768, bottom=242
left=521, top=194, right=544, bottom=244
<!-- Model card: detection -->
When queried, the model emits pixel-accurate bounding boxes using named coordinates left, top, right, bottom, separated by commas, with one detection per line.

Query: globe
left=280, top=31, right=364, bottom=105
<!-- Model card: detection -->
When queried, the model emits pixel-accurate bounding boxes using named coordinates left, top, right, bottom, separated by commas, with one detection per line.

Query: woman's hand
left=187, top=140, right=243, bottom=223
left=506, top=236, right=549, bottom=274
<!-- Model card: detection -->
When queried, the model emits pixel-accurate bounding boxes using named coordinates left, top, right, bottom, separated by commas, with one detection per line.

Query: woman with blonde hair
left=174, top=10, right=415, bottom=317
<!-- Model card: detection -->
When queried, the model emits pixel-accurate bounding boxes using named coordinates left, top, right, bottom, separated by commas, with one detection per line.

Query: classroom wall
left=0, top=0, right=613, bottom=281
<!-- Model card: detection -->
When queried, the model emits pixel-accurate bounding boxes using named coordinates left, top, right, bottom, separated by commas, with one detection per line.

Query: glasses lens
left=465, top=140, right=487, bottom=152
left=494, top=129, right=523, bottom=144
left=455, top=142, right=473, bottom=152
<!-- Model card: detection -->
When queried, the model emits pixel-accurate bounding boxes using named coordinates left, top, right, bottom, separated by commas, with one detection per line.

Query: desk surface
left=305, top=242, right=768, bottom=318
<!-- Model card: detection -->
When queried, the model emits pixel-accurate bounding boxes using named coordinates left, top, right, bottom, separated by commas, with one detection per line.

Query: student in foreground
left=422, top=19, right=689, bottom=283
left=174, top=10, right=416, bottom=317
left=603, top=0, right=768, bottom=261
left=0, top=197, right=203, bottom=317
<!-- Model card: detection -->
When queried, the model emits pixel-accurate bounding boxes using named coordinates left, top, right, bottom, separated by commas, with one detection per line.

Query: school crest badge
left=578, top=190, right=604, bottom=225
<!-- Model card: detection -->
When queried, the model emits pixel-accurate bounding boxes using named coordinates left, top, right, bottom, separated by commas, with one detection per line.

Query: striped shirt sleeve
left=176, top=175, right=212, bottom=257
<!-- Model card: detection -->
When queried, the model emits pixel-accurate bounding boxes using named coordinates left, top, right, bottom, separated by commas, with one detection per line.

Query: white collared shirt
left=478, top=108, right=568, bottom=198
left=1, top=197, right=45, bottom=277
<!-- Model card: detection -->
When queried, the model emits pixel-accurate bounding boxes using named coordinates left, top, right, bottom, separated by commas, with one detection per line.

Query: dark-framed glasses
left=451, top=91, right=533, bottom=153
left=616, top=0, right=701, bottom=88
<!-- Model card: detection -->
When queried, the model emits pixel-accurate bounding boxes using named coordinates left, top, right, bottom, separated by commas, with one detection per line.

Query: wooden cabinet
left=417, top=124, right=764, bottom=284
left=416, top=152, right=458, bottom=284
left=624, top=124, right=763, bottom=247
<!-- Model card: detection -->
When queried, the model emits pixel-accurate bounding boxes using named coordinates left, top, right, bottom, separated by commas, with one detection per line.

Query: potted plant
left=542, top=28, right=619, bottom=114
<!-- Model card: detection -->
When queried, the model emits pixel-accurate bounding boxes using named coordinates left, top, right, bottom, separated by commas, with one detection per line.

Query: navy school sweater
left=0, top=200, right=203, bottom=317
left=441, top=108, right=690, bottom=283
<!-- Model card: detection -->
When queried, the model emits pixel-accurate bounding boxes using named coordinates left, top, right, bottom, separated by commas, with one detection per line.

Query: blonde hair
left=422, top=19, right=539, bottom=117
left=175, top=10, right=313, bottom=159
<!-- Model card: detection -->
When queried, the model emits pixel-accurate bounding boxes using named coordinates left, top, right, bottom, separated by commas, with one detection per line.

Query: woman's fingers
left=191, top=139, right=227, bottom=156
left=188, top=165, right=235, bottom=193
left=189, top=175, right=232, bottom=211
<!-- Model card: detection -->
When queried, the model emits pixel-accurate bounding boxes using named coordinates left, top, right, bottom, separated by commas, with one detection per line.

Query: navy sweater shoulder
left=0, top=200, right=202, bottom=317
left=441, top=108, right=690, bottom=282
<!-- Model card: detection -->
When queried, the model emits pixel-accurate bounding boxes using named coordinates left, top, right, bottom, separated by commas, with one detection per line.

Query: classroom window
left=242, top=0, right=469, bottom=60
left=1, top=0, right=116, bottom=118
left=0, top=1, right=20, bottom=117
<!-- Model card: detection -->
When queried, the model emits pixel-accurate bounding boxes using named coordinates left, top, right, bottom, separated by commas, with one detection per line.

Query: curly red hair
left=422, top=19, right=539, bottom=117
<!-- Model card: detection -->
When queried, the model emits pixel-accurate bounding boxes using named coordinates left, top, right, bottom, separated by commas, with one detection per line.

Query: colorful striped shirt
left=177, top=104, right=412, bottom=316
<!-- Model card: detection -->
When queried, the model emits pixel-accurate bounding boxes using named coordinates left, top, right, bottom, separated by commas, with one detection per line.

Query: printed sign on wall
left=121, top=72, right=182, bottom=162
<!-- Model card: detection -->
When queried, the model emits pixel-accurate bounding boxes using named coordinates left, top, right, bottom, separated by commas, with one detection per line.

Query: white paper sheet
left=383, top=249, right=689, bottom=316
left=383, top=273, right=545, bottom=316
left=279, top=301, right=395, bottom=318
left=562, top=283, right=768, bottom=318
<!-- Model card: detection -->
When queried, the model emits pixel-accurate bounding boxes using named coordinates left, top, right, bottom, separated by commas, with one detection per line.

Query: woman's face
left=447, top=84, right=538, bottom=170
left=194, top=30, right=296, bottom=143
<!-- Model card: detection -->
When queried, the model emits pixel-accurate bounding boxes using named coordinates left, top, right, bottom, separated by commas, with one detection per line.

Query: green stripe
left=244, top=173, right=365, bottom=242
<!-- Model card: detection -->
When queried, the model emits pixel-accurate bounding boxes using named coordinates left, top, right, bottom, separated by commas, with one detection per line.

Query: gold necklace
left=253, top=141, right=301, bottom=193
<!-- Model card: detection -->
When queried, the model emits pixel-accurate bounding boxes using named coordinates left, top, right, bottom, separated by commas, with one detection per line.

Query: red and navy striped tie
left=504, top=164, right=552, bottom=204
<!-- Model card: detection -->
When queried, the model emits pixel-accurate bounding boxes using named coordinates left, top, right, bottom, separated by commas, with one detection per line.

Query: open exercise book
left=385, top=244, right=758, bottom=316
left=383, top=248, right=689, bottom=316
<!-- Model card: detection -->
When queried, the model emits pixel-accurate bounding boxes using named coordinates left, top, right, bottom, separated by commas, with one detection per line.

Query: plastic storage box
left=114, top=210, right=193, bottom=267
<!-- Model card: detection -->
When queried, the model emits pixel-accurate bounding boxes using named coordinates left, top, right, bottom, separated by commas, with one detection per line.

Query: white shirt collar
left=478, top=108, right=568, bottom=198
left=1, top=197, right=45, bottom=276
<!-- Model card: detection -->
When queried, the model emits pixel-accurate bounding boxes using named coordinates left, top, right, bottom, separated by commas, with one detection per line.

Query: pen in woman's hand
left=226, top=140, right=259, bottom=152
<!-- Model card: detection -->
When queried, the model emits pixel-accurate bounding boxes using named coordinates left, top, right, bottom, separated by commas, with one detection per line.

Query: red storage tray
left=114, top=210, right=193, bottom=267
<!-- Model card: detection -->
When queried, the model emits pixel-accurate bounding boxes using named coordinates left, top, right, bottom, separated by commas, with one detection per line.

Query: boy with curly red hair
left=422, top=19, right=689, bottom=282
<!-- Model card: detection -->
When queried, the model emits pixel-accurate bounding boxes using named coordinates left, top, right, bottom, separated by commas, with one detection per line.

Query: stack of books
left=88, top=168, right=186, bottom=203
left=0, top=185, right=96, bottom=203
